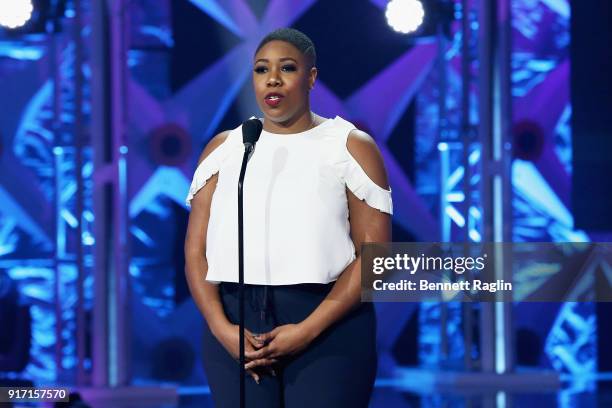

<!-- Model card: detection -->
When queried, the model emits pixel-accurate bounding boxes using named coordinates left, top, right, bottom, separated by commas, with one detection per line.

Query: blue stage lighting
left=385, top=0, right=425, bottom=34
left=0, top=0, right=34, bottom=29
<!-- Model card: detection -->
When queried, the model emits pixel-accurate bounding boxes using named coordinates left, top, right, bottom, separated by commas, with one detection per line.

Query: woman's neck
left=263, top=110, right=319, bottom=134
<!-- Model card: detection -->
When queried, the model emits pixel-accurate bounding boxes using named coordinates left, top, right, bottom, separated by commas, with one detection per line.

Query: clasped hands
left=218, top=322, right=315, bottom=383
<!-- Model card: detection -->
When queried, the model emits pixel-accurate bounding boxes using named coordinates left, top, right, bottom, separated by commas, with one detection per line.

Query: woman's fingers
left=252, top=328, right=278, bottom=345
left=247, top=368, right=260, bottom=384
left=245, top=344, right=274, bottom=360
left=245, top=330, right=265, bottom=349
left=244, top=358, right=278, bottom=370
left=266, top=366, right=277, bottom=377
left=237, top=329, right=279, bottom=383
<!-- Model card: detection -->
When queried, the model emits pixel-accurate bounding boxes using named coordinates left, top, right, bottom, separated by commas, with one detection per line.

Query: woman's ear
left=309, top=66, right=318, bottom=90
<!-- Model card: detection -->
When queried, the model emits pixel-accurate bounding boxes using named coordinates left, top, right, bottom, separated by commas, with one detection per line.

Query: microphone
left=238, top=117, right=262, bottom=408
left=242, top=118, right=263, bottom=150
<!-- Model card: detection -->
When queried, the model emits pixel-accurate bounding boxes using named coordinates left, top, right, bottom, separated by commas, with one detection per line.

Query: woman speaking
left=184, top=28, right=392, bottom=407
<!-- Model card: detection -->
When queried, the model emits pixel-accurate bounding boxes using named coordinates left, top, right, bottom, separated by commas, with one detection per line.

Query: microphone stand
left=238, top=143, right=254, bottom=408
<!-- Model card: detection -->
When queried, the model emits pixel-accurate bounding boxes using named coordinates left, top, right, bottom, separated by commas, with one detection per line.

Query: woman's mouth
left=264, top=93, right=283, bottom=107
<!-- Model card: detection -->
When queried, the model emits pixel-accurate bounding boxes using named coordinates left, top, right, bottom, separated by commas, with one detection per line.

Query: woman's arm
left=245, top=129, right=391, bottom=364
left=184, top=131, right=231, bottom=338
left=300, top=129, right=391, bottom=340
left=185, top=131, right=270, bottom=381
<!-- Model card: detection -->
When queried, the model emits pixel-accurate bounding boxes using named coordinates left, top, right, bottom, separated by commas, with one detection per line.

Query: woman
left=184, top=28, right=392, bottom=407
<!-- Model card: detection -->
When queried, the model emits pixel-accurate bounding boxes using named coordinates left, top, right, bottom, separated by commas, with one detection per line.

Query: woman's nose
left=267, top=75, right=281, bottom=86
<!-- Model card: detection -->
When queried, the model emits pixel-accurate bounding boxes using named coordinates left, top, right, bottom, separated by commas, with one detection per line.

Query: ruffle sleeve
left=342, top=151, right=393, bottom=214
left=185, top=131, right=236, bottom=207
left=331, top=118, right=393, bottom=215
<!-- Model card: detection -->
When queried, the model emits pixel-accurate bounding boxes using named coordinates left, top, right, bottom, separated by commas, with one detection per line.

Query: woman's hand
left=216, top=323, right=278, bottom=383
left=244, top=323, right=315, bottom=369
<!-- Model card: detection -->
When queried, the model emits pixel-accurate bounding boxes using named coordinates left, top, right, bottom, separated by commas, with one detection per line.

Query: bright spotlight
left=0, top=0, right=34, bottom=30
left=386, top=0, right=426, bottom=34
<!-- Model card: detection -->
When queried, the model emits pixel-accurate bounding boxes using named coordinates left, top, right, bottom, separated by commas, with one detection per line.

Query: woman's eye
left=253, top=65, right=296, bottom=73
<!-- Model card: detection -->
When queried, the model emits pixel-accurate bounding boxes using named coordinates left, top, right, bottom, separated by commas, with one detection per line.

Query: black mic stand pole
left=238, top=143, right=254, bottom=408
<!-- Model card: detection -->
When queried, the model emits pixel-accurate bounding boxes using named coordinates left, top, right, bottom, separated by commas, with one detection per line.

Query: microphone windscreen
left=242, top=118, right=263, bottom=145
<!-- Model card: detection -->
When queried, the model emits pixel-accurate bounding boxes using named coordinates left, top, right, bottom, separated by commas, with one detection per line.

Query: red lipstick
left=264, top=92, right=284, bottom=107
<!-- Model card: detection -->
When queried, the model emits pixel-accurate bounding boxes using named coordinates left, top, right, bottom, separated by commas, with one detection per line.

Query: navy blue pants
left=201, top=282, right=377, bottom=407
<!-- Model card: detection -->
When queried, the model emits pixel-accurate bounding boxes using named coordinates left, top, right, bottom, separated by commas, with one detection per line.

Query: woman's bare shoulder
left=197, top=130, right=231, bottom=165
left=346, top=129, right=389, bottom=189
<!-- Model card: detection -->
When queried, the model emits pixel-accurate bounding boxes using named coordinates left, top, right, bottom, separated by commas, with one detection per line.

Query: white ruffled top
left=186, top=116, right=393, bottom=285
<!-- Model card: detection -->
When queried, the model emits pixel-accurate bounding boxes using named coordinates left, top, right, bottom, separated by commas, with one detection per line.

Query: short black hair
left=255, top=28, right=316, bottom=68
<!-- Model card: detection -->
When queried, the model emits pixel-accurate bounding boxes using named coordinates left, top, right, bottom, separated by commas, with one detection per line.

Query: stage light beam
left=386, top=0, right=426, bottom=34
left=0, top=0, right=34, bottom=30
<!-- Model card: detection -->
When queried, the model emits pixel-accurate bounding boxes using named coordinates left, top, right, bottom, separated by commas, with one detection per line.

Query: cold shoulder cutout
left=331, top=118, right=393, bottom=214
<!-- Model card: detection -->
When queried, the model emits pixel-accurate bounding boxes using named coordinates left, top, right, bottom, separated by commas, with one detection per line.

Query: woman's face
left=252, top=40, right=317, bottom=125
